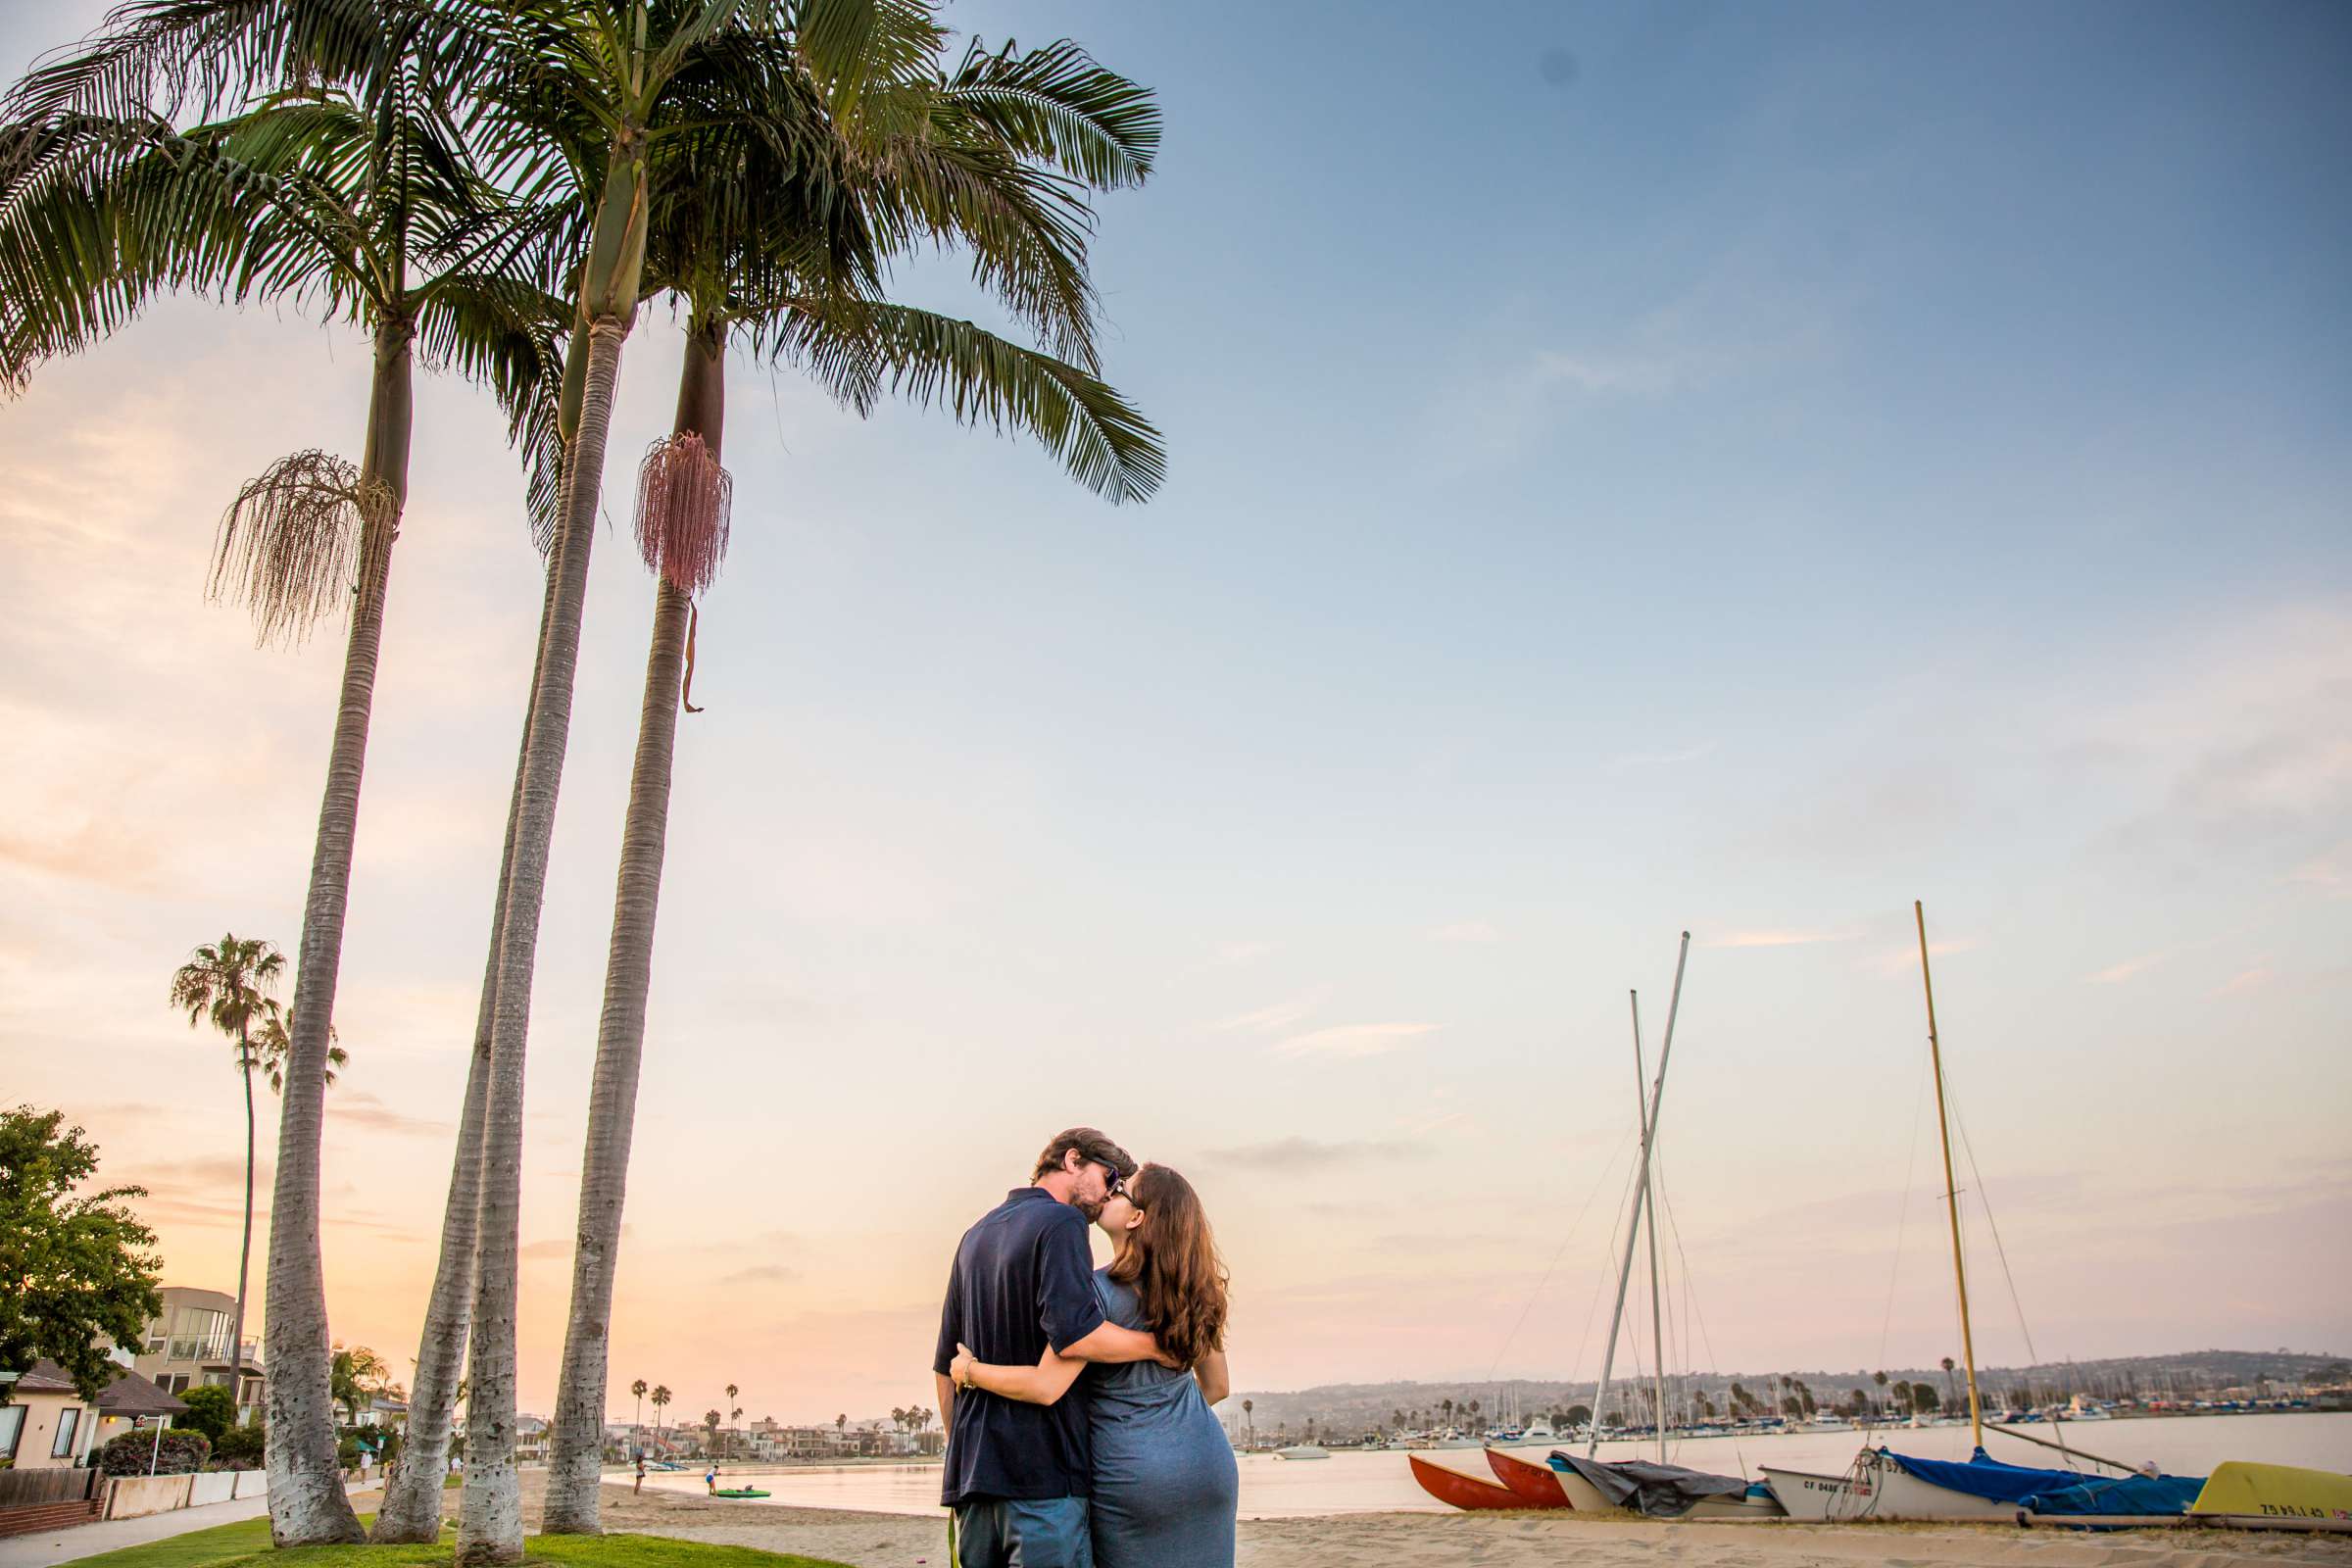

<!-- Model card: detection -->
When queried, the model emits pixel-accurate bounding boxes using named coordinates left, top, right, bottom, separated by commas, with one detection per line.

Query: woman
left=952, top=1163, right=1238, bottom=1567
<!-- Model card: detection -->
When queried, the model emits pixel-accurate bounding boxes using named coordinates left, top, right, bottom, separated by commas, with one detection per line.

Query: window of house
left=52, top=1406, right=80, bottom=1458
left=0, top=1403, right=24, bottom=1459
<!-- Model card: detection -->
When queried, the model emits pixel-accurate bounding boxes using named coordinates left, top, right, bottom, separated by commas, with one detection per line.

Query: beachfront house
left=0, top=1359, right=187, bottom=1467
left=130, top=1288, right=265, bottom=1424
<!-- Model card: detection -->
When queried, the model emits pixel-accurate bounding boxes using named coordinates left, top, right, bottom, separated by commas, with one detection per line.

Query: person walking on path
left=933, top=1129, right=1170, bottom=1568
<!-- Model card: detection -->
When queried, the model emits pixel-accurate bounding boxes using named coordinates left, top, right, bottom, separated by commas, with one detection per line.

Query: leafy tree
left=1567, top=1403, right=1592, bottom=1428
left=177, top=1384, right=237, bottom=1444
left=0, top=1106, right=162, bottom=1402
left=167, top=934, right=282, bottom=1427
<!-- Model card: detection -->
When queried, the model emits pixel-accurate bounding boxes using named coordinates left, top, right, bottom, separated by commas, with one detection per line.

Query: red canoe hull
left=1409, top=1453, right=1528, bottom=1510
left=1484, top=1446, right=1572, bottom=1507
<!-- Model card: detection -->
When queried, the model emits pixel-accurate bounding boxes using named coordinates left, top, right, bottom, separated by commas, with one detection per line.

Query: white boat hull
left=1549, top=1463, right=1785, bottom=1520
left=1762, top=1450, right=2017, bottom=1523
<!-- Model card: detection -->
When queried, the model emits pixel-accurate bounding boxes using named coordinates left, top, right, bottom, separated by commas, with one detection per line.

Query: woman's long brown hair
left=1106, top=1163, right=1229, bottom=1370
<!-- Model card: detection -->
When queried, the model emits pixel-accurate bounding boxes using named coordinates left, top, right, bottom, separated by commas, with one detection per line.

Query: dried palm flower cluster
left=631, top=432, right=732, bottom=595
left=207, top=449, right=397, bottom=647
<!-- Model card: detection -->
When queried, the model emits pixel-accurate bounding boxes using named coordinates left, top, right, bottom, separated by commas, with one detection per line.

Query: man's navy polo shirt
left=934, top=1187, right=1107, bottom=1506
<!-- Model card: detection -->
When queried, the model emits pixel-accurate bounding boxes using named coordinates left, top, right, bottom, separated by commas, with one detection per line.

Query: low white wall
left=232, top=1470, right=271, bottom=1499
left=105, top=1474, right=193, bottom=1519
left=187, top=1472, right=237, bottom=1506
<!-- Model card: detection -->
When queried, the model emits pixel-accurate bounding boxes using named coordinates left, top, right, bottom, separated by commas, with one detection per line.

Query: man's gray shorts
left=955, top=1495, right=1093, bottom=1568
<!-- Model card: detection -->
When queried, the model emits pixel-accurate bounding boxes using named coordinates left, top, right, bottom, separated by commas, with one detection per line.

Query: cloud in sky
left=1205, top=1137, right=1428, bottom=1170
left=2215, top=965, right=2277, bottom=998
left=1213, top=940, right=1278, bottom=964
left=1704, top=928, right=1856, bottom=949
left=2087, top=954, right=2162, bottom=985
left=1426, top=919, right=1500, bottom=944
left=1272, top=1023, right=1440, bottom=1059
left=332, top=1090, right=449, bottom=1138
left=1213, top=989, right=1326, bottom=1035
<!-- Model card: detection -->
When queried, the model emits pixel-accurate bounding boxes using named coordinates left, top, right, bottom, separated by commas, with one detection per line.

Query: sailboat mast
left=1916, top=899, right=1984, bottom=1449
left=1588, top=932, right=1690, bottom=1457
left=1641, top=998, right=1668, bottom=1464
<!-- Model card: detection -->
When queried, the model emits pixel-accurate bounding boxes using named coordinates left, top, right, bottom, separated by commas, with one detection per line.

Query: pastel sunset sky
left=2, top=1, right=2346, bottom=1427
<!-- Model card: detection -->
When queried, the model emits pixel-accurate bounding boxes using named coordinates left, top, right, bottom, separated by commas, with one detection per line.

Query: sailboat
left=1757, top=904, right=2226, bottom=1526
left=1413, top=936, right=1784, bottom=1519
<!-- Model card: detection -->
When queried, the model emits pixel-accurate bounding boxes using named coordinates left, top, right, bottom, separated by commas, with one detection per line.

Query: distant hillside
left=1224, top=1348, right=2349, bottom=1439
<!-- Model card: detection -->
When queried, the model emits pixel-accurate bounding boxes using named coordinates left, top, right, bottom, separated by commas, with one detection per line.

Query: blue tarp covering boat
left=1884, top=1447, right=2204, bottom=1517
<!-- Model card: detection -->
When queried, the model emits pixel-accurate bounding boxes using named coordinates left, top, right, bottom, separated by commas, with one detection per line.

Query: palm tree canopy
left=0, top=54, right=569, bottom=541
left=170, top=934, right=284, bottom=1048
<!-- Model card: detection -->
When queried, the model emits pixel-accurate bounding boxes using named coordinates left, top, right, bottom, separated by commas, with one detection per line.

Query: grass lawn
left=61, top=1519, right=851, bottom=1568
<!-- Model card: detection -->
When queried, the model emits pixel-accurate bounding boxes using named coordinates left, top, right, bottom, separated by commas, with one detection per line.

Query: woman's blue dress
left=1084, top=1268, right=1238, bottom=1568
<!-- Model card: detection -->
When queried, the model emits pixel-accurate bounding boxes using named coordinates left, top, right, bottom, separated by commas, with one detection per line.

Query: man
left=934, top=1128, right=1169, bottom=1568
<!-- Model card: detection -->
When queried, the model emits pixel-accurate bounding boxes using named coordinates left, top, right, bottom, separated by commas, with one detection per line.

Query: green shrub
left=175, top=1386, right=235, bottom=1444
left=95, top=1426, right=211, bottom=1475
left=211, top=1420, right=265, bottom=1469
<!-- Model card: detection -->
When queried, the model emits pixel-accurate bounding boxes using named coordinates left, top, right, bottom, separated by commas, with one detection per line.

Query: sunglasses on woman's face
left=1098, top=1165, right=1128, bottom=1200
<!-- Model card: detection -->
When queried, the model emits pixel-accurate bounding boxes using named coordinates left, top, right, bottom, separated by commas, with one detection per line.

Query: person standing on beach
left=933, top=1128, right=1171, bottom=1568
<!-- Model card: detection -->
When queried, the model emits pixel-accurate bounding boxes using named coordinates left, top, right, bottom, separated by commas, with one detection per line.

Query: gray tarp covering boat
left=1553, top=1452, right=1753, bottom=1518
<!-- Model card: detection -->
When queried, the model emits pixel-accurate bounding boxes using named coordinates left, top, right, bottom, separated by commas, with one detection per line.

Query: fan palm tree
left=540, top=25, right=1159, bottom=1536
left=251, top=1001, right=348, bottom=1091
left=167, top=934, right=284, bottom=1442
left=2, top=14, right=563, bottom=1544
left=630, top=1379, right=647, bottom=1441
left=650, top=1384, right=671, bottom=1442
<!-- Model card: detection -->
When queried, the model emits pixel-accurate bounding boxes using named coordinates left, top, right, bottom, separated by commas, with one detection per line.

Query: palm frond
left=773, top=298, right=1161, bottom=504
left=208, top=448, right=396, bottom=646
left=940, top=37, right=1158, bottom=191
left=416, top=270, right=570, bottom=551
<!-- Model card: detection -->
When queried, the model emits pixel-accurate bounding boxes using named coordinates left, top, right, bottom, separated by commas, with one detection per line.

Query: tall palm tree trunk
left=542, top=322, right=722, bottom=1534
left=458, top=314, right=628, bottom=1567
left=265, top=316, right=415, bottom=1547
left=373, top=526, right=567, bottom=1544
left=231, top=1042, right=254, bottom=1428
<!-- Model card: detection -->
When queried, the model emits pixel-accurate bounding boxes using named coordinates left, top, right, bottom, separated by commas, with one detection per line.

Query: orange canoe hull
left=1485, top=1446, right=1572, bottom=1507
left=1410, top=1453, right=1528, bottom=1510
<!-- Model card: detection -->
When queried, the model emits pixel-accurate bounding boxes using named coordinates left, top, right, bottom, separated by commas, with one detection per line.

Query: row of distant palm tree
left=2, top=2, right=1161, bottom=1561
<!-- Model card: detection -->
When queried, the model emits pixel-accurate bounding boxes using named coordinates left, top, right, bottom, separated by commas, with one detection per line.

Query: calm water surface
left=641, top=1410, right=2351, bottom=1519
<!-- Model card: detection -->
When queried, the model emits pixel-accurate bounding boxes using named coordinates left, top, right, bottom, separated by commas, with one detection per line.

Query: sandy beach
left=489, top=1476, right=2352, bottom=1568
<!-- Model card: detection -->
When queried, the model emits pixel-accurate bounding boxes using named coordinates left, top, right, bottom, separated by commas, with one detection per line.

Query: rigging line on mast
left=1946, top=1084, right=2043, bottom=1366
left=1876, top=1044, right=1937, bottom=1373
left=1489, top=1122, right=1638, bottom=1386
left=1655, top=1171, right=1745, bottom=1477
left=1566, top=1136, right=1649, bottom=1395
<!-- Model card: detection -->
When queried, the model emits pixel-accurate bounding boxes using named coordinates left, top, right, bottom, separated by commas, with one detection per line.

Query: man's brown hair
left=1032, top=1127, right=1136, bottom=1183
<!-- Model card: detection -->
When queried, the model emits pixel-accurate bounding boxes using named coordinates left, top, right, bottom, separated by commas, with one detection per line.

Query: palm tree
left=630, top=1380, right=648, bottom=1447
left=728, top=1403, right=741, bottom=1458
left=2, top=16, right=563, bottom=1543
left=1872, top=1368, right=1889, bottom=1417
left=414, top=13, right=904, bottom=1555
left=538, top=22, right=1159, bottom=1538
left=650, top=1385, right=671, bottom=1444
left=167, top=934, right=283, bottom=1437
left=1941, top=1355, right=1959, bottom=1413
left=251, top=1001, right=348, bottom=1092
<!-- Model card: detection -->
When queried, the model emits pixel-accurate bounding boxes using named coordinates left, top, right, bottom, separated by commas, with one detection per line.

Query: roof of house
left=7, top=1360, right=187, bottom=1416
left=10, top=1359, right=83, bottom=1394
left=97, top=1367, right=188, bottom=1417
